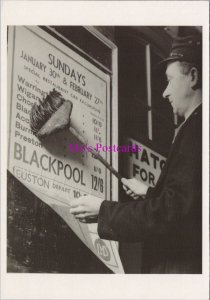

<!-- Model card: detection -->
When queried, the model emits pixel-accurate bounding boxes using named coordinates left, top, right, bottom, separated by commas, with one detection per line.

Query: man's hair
left=179, top=61, right=202, bottom=89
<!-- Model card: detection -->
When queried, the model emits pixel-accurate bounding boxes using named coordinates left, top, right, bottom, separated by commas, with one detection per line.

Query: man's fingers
left=121, top=178, right=128, bottom=185
left=78, top=218, right=87, bottom=223
left=126, top=189, right=133, bottom=195
left=70, top=200, right=81, bottom=208
left=124, top=189, right=139, bottom=199
left=70, top=206, right=85, bottom=214
left=77, top=216, right=98, bottom=224
left=121, top=178, right=130, bottom=188
left=74, top=213, right=88, bottom=219
left=123, top=187, right=138, bottom=197
left=122, top=178, right=138, bottom=193
left=130, top=192, right=138, bottom=199
left=75, top=212, right=96, bottom=219
left=122, top=185, right=128, bottom=191
left=70, top=195, right=88, bottom=208
left=70, top=207, right=97, bottom=218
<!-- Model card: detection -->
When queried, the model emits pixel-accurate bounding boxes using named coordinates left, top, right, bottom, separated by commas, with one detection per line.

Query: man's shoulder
left=184, top=106, right=202, bottom=134
left=179, top=105, right=201, bottom=135
left=178, top=110, right=202, bottom=155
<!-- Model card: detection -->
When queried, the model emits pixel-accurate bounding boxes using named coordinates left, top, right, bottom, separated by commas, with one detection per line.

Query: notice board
left=7, top=26, right=124, bottom=273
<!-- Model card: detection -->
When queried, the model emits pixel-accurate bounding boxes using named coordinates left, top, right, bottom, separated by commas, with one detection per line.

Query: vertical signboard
left=8, top=26, right=124, bottom=273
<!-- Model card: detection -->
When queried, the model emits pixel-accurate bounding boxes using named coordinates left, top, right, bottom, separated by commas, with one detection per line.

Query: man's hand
left=70, top=195, right=104, bottom=222
left=121, top=178, right=148, bottom=200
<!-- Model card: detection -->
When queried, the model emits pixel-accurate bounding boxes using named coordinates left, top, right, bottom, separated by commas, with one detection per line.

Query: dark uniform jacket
left=98, top=105, right=202, bottom=274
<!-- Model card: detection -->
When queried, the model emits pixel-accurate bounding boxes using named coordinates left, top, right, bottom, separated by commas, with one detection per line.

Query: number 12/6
left=91, top=175, right=104, bottom=193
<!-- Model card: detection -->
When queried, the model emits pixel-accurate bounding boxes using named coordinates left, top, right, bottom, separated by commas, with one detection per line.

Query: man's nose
left=162, top=84, right=170, bottom=99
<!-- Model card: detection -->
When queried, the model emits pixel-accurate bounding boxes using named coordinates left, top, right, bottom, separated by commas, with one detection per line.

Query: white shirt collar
left=184, top=102, right=202, bottom=121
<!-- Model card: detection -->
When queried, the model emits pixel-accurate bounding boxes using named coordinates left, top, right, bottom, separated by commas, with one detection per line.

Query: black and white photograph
left=1, top=1, right=209, bottom=299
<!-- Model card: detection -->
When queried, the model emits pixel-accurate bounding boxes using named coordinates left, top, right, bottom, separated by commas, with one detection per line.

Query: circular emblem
left=94, top=238, right=111, bottom=261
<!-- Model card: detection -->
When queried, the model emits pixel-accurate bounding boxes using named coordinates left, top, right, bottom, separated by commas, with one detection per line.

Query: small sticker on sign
left=94, top=238, right=111, bottom=261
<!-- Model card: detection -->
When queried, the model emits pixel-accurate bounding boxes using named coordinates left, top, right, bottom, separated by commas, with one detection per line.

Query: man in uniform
left=70, top=35, right=202, bottom=274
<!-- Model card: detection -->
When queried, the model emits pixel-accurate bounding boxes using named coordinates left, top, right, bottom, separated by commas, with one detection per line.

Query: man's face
left=162, top=61, right=192, bottom=117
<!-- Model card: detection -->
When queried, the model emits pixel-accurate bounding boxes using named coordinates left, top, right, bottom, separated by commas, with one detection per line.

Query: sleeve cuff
left=97, top=200, right=118, bottom=241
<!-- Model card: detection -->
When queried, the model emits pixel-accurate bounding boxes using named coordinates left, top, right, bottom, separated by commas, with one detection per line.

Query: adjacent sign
left=125, top=137, right=166, bottom=187
left=8, top=26, right=124, bottom=273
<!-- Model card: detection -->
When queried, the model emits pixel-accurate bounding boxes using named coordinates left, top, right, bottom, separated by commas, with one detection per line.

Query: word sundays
left=48, top=53, right=86, bottom=86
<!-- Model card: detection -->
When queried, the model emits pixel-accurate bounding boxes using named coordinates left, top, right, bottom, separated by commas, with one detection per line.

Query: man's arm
left=98, top=134, right=201, bottom=242
left=70, top=119, right=201, bottom=243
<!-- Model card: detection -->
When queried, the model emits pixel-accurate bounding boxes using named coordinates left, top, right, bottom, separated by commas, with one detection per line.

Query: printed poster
left=7, top=26, right=124, bottom=274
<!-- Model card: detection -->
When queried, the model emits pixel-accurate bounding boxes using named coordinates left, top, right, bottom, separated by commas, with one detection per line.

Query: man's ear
left=190, top=67, right=199, bottom=89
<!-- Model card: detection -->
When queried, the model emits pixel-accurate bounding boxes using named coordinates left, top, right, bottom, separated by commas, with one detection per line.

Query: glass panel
left=44, top=26, right=112, bottom=71
left=117, top=30, right=148, bottom=141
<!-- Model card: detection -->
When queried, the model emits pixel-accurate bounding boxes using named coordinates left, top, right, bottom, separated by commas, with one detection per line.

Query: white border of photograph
left=1, top=1, right=209, bottom=299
